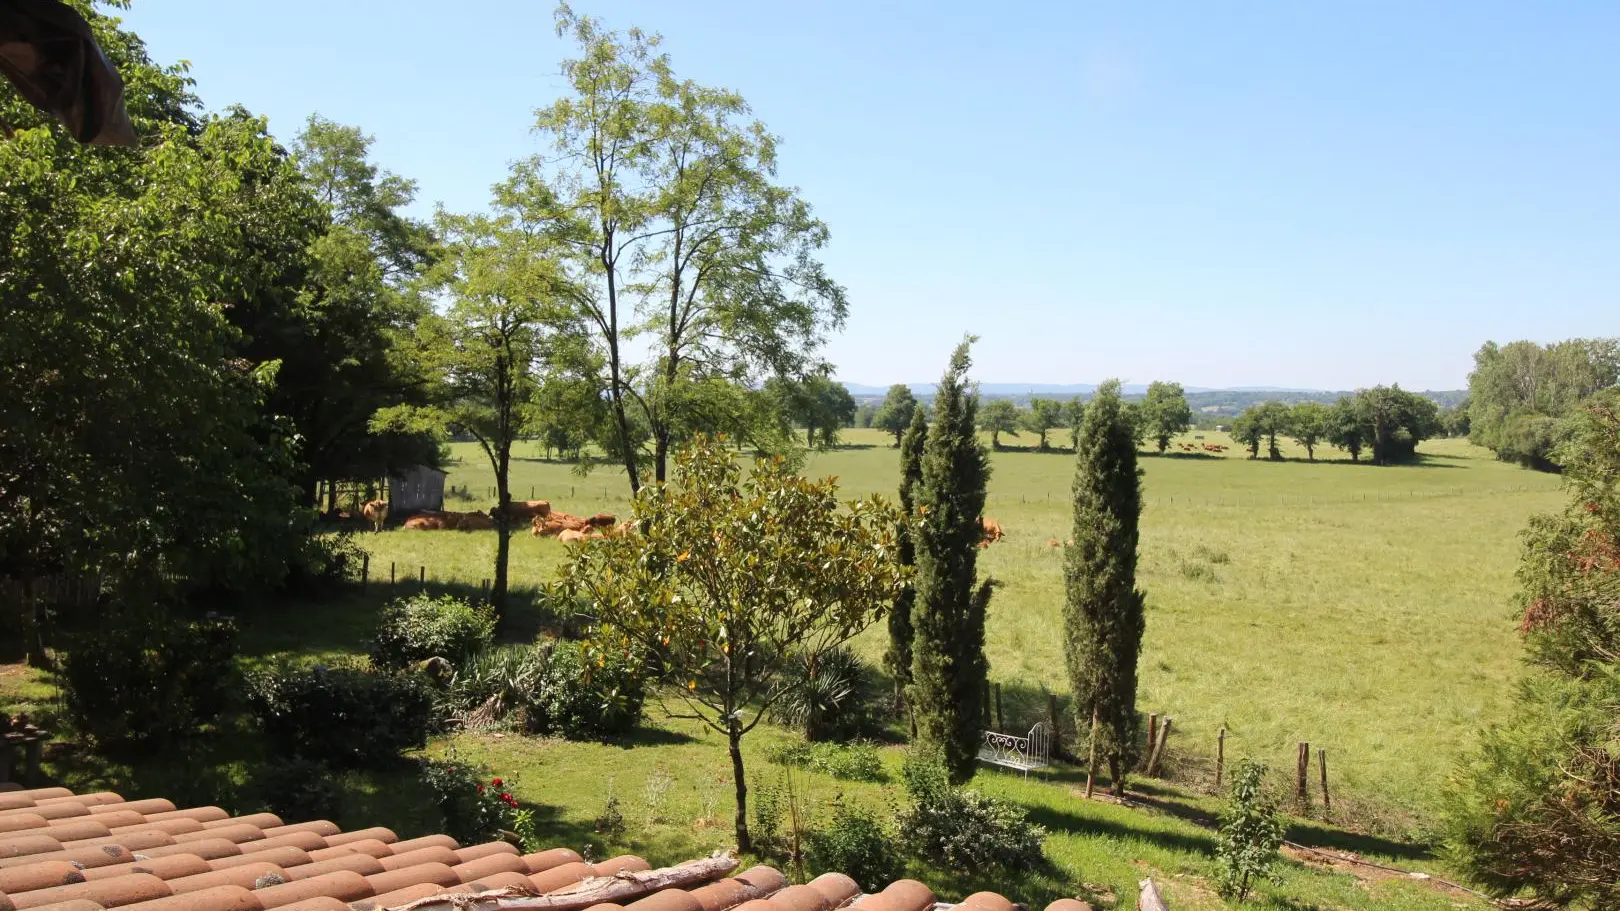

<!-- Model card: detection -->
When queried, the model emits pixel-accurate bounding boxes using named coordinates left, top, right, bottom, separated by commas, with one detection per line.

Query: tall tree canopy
left=502, top=3, right=847, bottom=493
left=978, top=398, right=1022, bottom=449
left=1140, top=381, right=1193, bottom=453
left=1467, top=338, right=1618, bottom=470
left=1287, top=401, right=1330, bottom=461
left=910, top=340, right=993, bottom=784
left=1023, top=398, right=1064, bottom=450
left=874, top=384, right=920, bottom=446
left=1443, top=391, right=1620, bottom=906
left=1063, top=380, right=1146, bottom=796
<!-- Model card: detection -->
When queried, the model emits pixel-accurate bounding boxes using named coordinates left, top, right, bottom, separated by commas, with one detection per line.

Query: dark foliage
left=248, top=662, right=433, bottom=769
left=771, top=646, right=883, bottom=742
left=252, top=756, right=345, bottom=823
left=808, top=799, right=905, bottom=891
left=369, top=592, right=497, bottom=672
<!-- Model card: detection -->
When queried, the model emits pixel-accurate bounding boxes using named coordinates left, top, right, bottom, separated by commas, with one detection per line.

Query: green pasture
left=362, top=430, right=1560, bottom=817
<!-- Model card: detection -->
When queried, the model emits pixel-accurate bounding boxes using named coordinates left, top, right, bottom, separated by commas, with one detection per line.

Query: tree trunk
left=326, top=482, right=338, bottom=515
left=603, top=246, right=641, bottom=495
left=491, top=353, right=512, bottom=625
left=1109, top=753, right=1124, bottom=798
left=728, top=720, right=751, bottom=853
left=654, top=429, right=670, bottom=485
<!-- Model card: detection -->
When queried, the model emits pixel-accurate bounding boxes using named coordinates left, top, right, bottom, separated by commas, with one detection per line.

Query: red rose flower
left=475, top=784, right=484, bottom=793
left=492, top=778, right=503, bottom=787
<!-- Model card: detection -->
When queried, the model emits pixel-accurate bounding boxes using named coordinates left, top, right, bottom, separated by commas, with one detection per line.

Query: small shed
left=389, top=465, right=446, bottom=514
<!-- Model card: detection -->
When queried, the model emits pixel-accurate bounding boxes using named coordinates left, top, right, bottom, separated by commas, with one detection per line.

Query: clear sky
left=119, top=1, right=1618, bottom=391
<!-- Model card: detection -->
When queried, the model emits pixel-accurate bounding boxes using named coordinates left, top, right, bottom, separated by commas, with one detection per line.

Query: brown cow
left=978, top=517, right=1004, bottom=548
left=360, top=499, right=389, bottom=532
left=447, top=511, right=495, bottom=531
left=556, top=529, right=588, bottom=544
left=585, top=513, right=617, bottom=529
left=492, top=500, right=551, bottom=522
left=1047, top=538, right=1062, bottom=548
left=403, top=512, right=447, bottom=530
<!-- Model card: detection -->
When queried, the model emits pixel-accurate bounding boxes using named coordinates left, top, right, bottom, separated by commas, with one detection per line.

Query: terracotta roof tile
left=1041, top=901, right=1094, bottom=911
left=281, top=858, right=381, bottom=884
left=0, top=788, right=1075, bottom=911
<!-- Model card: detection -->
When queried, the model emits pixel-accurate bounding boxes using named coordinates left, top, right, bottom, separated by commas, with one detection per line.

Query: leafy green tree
left=1325, top=397, right=1366, bottom=462
left=910, top=339, right=993, bottom=784
left=1353, top=385, right=1442, bottom=465
left=770, top=374, right=856, bottom=449
left=1022, top=398, right=1064, bottom=450
left=1468, top=338, right=1619, bottom=470
left=1443, top=392, right=1620, bottom=907
left=1441, top=401, right=1471, bottom=438
left=1253, top=401, right=1293, bottom=460
left=557, top=436, right=905, bottom=852
left=1215, top=760, right=1285, bottom=903
left=1230, top=410, right=1264, bottom=459
left=874, top=384, right=920, bottom=446
left=978, top=398, right=1022, bottom=450
left=510, top=5, right=847, bottom=493
left=1063, top=379, right=1145, bottom=796
left=382, top=211, right=577, bottom=620
left=1287, top=401, right=1330, bottom=461
left=885, top=407, right=928, bottom=704
left=1140, top=381, right=1193, bottom=453
left=1063, top=397, right=1086, bottom=449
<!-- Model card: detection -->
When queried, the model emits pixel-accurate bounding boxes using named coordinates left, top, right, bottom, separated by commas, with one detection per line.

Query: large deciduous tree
left=1443, top=391, right=1620, bottom=907
left=910, top=340, right=993, bottom=784
left=978, top=398, right=1022, bottom=450
left=509, top=4, right=847, bottom=494
left=1326, top=397, right=1366, bottom=462
left=558, top=436, right=904, bottom=852
left=875, top=384, right=920, bottom=446
left=1467, top=338, right=1619, bottom=470
left=1063, top=379, right=1146, bottom=797
left=383, top=211, right=579, bottom=621
left=1140, top=381, right=1193, bottom=453
left=1023, top=398, right=1064, bottom=451
left=885, top=406, right=928, bottom=706
left=1287, top=401, right=1330, bottom=461
left=1352, top=385, right=1442, bottom=465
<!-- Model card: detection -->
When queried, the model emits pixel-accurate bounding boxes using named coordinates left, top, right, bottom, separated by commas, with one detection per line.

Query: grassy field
left=2, top=429, right=1557, bottom=909
left=361, top=429, right=1560, bottom=819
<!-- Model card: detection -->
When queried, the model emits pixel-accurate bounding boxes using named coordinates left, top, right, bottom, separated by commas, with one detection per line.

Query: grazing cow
left=1047, top=539, right=1062, bottom=548
left=361, top=499, right=388, bottom=532
left=978, top=517, right=1004, bottom=548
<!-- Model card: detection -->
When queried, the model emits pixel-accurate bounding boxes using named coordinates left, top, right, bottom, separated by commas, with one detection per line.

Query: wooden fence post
left=361, top=554, right=369, bottom=594
left=419, top=566, right=426, bottom=589
left=1296, top=741, right=1310, bottom=809
left=994, top=683, right=1004, bottom=732
left=1319, top=748, right=1331, bottom=815
left=981, top=679, right=992, bottom=727
left=1145, top=713, right=1159, bottom=769
left=1084, top=705, right=1100, bottom=799
left=1216, top=727, right=1226, bottom=789
left=1146, top=716, right=1172, bottom=777
left=390, top=562, right=396, bottom=586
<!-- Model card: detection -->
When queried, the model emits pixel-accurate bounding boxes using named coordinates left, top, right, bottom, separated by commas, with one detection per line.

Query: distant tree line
left=1465, top=337, right=1618, bottom=471
left=1229, top=386, right=1443, bottom=465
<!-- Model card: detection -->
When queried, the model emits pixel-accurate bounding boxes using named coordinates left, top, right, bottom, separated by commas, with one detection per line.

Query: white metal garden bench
left=977, top=721, right=1051, bottom=776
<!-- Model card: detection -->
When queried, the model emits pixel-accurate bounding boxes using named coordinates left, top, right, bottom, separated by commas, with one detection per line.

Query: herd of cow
left=358, top=497, right=1007, bottom=548
left=1177, top=442, right=1230, bottom=454
left=357, top=498, right=625, bottom=542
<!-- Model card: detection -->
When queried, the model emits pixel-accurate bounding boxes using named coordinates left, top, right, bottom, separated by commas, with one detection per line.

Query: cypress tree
left=1064, top=379, right=1146, bottom=796
left=884, top=406, right=928, bottom=703
left=910, top=339, right=993, bottom=784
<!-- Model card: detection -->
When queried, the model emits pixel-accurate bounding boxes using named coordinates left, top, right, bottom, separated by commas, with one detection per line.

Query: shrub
left=420, top=756, right=519, bottom=845
left=285, top=531, right=366, bottom=597
left=248, top=662, right=433, bottom=769
left=768, top=739, right=887, bottom=783
left=1215, top=759, right=1285, bottom=903
left=898, top=751, right=1045, bottom=872
left=771, top=646, right=883, bottom=741
left=439, top=639, right=645, bottom=739
left=593, top=783, right=626, bottom=837
left=808, top=799, right=904, bottom=891
left=252, top=757, right=344, bottom=823
left=57, top=605, right=238, bottom=755
left=751, top=776, right=787, bottom=854
left=370, top=593, right=496, bottom=671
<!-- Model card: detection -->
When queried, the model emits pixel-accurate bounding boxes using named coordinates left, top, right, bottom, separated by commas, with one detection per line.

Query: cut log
left=387, top=853, right=739, bottom=911
left=1137, top=879, right=1168, bottom=911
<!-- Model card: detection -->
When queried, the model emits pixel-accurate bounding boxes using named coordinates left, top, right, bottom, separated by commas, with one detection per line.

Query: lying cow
left=361, top=499, right=388, bottom=532
left=491, top=500, right=552, bottom=522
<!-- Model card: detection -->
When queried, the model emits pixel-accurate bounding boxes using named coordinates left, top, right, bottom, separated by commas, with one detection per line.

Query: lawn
left=362, top=429, right=1560, bottom=819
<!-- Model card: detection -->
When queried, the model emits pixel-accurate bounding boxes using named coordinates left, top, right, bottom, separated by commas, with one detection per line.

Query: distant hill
left=844, top=381, right=1466, bottom=416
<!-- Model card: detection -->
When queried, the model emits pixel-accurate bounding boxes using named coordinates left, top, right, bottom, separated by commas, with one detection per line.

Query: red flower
left=475, top=784, right=484, bottom=794
left=492, top=778, right=503, bottom=787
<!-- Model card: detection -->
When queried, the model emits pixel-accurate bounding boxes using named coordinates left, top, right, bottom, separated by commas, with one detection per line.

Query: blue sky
left=120, top=1, right=1617, bottom=390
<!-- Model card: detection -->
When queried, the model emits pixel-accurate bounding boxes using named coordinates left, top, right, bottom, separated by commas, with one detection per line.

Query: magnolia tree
left=557, top=436, right=906, bottom=851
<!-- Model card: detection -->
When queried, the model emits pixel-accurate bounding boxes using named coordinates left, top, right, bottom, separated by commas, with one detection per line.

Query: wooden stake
left=994, top=683, right=1004, bottom=732
left=1146, top=713, right=1159, bottom=769
left=1319, top=748, right=1331, bottom=815
left=1137, top=879, right=1169, bottom=911
left=1216, top=727, right=1226, bottom=789
left=1084, top=705, right=1100, bottom=799
left=1296, top=741, right=1310, bottom=809
left=390, top=562, right=396, bottom=585
left=361, top=553, right=369, bottom=594
left=1146, top=716, right=1173, bottom=777
left=419, top=565, right=426, bottom=589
